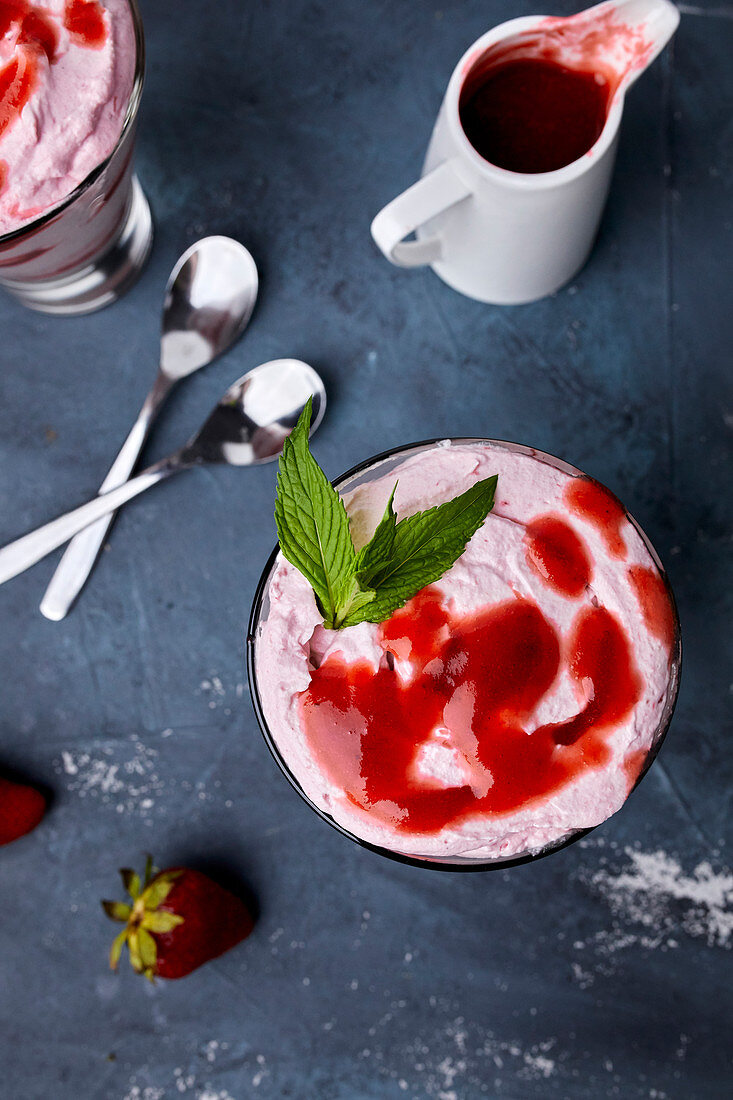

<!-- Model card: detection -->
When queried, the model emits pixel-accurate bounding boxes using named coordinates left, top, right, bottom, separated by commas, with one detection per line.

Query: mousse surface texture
left=255, top=442, right=676, bottom=862
left=0, top=0, right=135, bottom=233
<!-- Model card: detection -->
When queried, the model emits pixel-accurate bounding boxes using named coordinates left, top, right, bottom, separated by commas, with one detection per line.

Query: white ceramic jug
left=371, top=0, right=680, bottom=305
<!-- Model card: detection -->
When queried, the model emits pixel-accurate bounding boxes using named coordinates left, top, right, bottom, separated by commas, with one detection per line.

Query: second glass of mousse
left=0, top=0, right=151, bottom=314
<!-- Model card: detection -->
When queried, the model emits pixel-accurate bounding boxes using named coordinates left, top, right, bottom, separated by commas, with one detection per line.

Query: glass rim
left=0, top=0, right=145, bottom=247
left=247, top=436, right=682, bottom=873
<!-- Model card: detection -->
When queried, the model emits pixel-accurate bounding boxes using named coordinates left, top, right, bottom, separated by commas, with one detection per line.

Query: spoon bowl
left=160, top=236, right=259, bottom=380
left=185, top=359, right=326, bottom=466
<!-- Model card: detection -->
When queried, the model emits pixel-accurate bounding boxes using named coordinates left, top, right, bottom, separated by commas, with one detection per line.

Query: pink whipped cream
left=254, top=442, right=677, bottom=862
left=0, top=0, right=135, bottom=234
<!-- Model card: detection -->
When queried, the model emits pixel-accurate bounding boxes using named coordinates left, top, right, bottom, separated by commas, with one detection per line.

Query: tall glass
left=0, top=0, right=152, bottom=315
left=247, top=439, right=682, bottom=872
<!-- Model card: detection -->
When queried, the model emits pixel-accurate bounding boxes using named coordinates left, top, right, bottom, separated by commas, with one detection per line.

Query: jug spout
left=567, top=0, right=680, bottom=92
left=589, top=0, right=677, bottom=80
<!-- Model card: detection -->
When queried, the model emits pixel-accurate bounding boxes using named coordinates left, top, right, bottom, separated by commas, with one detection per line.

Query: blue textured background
left=0, top=1, right=731, bottom=1097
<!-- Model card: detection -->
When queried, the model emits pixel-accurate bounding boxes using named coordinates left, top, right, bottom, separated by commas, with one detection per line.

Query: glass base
left=0, top=176, right=153, bottom=316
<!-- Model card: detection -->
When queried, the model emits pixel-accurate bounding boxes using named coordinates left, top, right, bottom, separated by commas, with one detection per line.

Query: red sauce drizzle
left=459, top=57, right=609, bottom=174
left=628, top=564, right=676, bottom=652
left=17, top=8, right=57, bottom=59
left=565, top=476, right=628, bottom=559
left=301, top=588, right=642, bottom=836
left=0, top=54, right=34, bottom=139
left=382, top=585, right=450, bottom=664
left=524, top=513, right=592, bottom=597
left=63, top=0, right=107, bottom=49
left=0, top=1, right=61, bottom=138
left=544, top=604, right=642, bottom=747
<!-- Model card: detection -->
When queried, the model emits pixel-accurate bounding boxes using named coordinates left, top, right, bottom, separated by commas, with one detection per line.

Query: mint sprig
left=274, top=403, right=497, bottom=630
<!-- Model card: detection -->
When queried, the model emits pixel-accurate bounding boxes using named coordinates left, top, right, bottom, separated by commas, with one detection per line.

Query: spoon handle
left=0, top=459, right=182, bottom=588
left=39, top=372, right=175, bottom=621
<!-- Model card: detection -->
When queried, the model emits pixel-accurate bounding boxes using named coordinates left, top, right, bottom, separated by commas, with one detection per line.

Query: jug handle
left=371, top=160, right=472, bottom=268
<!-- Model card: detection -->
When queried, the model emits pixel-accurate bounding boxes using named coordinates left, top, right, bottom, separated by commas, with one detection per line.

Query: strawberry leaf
left=102, top=900, right=132, bottom=923
left=128, top=931, right=143, bottom=973
left=143, top=870, right=182, bottom=910
left=143, top=911, right=185, bottom=934
left=120, top=868, right=140, bottom=899
left=142, top=854, right=156, bottom=887
left=109, top=929, right=128, bottom=971
left=137, top=928, right=158, bottom=970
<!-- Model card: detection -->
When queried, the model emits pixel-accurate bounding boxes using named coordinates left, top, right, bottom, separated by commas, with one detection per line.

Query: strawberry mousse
left=0, top=0, right=135, bottom=234
left=252, top=441, right=679, bottom=864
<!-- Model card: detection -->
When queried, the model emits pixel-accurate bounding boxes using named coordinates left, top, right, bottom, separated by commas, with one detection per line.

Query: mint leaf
left=333, top=577, right=376, bottom=628
left=339, top=475, right=497, bottom=628
left=274, top=398, right=356, bottom=628
left=354, top=482, right=398, bottom=588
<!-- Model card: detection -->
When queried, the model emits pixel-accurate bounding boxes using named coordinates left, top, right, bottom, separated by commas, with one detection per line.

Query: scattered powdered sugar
left=570, top=960, right=595, bottom=990
left=202, top=1040, right=221, bottom=1064
left=568, top=844, right=732, bottom=986
left=56, top=734, right=164, bottom=824
left=359, top=1008, right=565, bottom=1097
left=55, top=730, right=221, bottom=824
left=479, top=1032, right=558, bottom=1085
left=198, top=673, right=233, bottom=716
left=576, top=846, right=733, bottom=961
left=251, top=1055, right=269, bottom=1089
left=353, top=988, right=696, bottom=1096
left=127, top=1074, right=235, bottom=1097
left=124, top=1039, right=267, bottom=1098
left=519, top=1052, right=557, bottom=1080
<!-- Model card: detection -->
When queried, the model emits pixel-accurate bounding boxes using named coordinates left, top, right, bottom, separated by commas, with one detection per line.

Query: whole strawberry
left=0, top=776, right=45, bottom=846
left=102, top=856, right=254, bottom=980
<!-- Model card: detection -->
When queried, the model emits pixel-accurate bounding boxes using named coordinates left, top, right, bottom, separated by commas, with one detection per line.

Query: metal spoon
left=40, top=235, right=259, bottom=621
left=0, top=359, right=325, bottom=588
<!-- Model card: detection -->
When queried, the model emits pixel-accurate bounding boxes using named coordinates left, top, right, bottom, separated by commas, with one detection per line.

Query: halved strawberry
left=0, top=776, right=45, bottom=846
left=102, top=856, right=255, bottom=980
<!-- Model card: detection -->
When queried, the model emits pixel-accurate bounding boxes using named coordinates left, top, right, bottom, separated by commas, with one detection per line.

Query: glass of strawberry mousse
left=247, top=439, right=681, bottom=870
left=0, top=0, right=151, bottom=314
